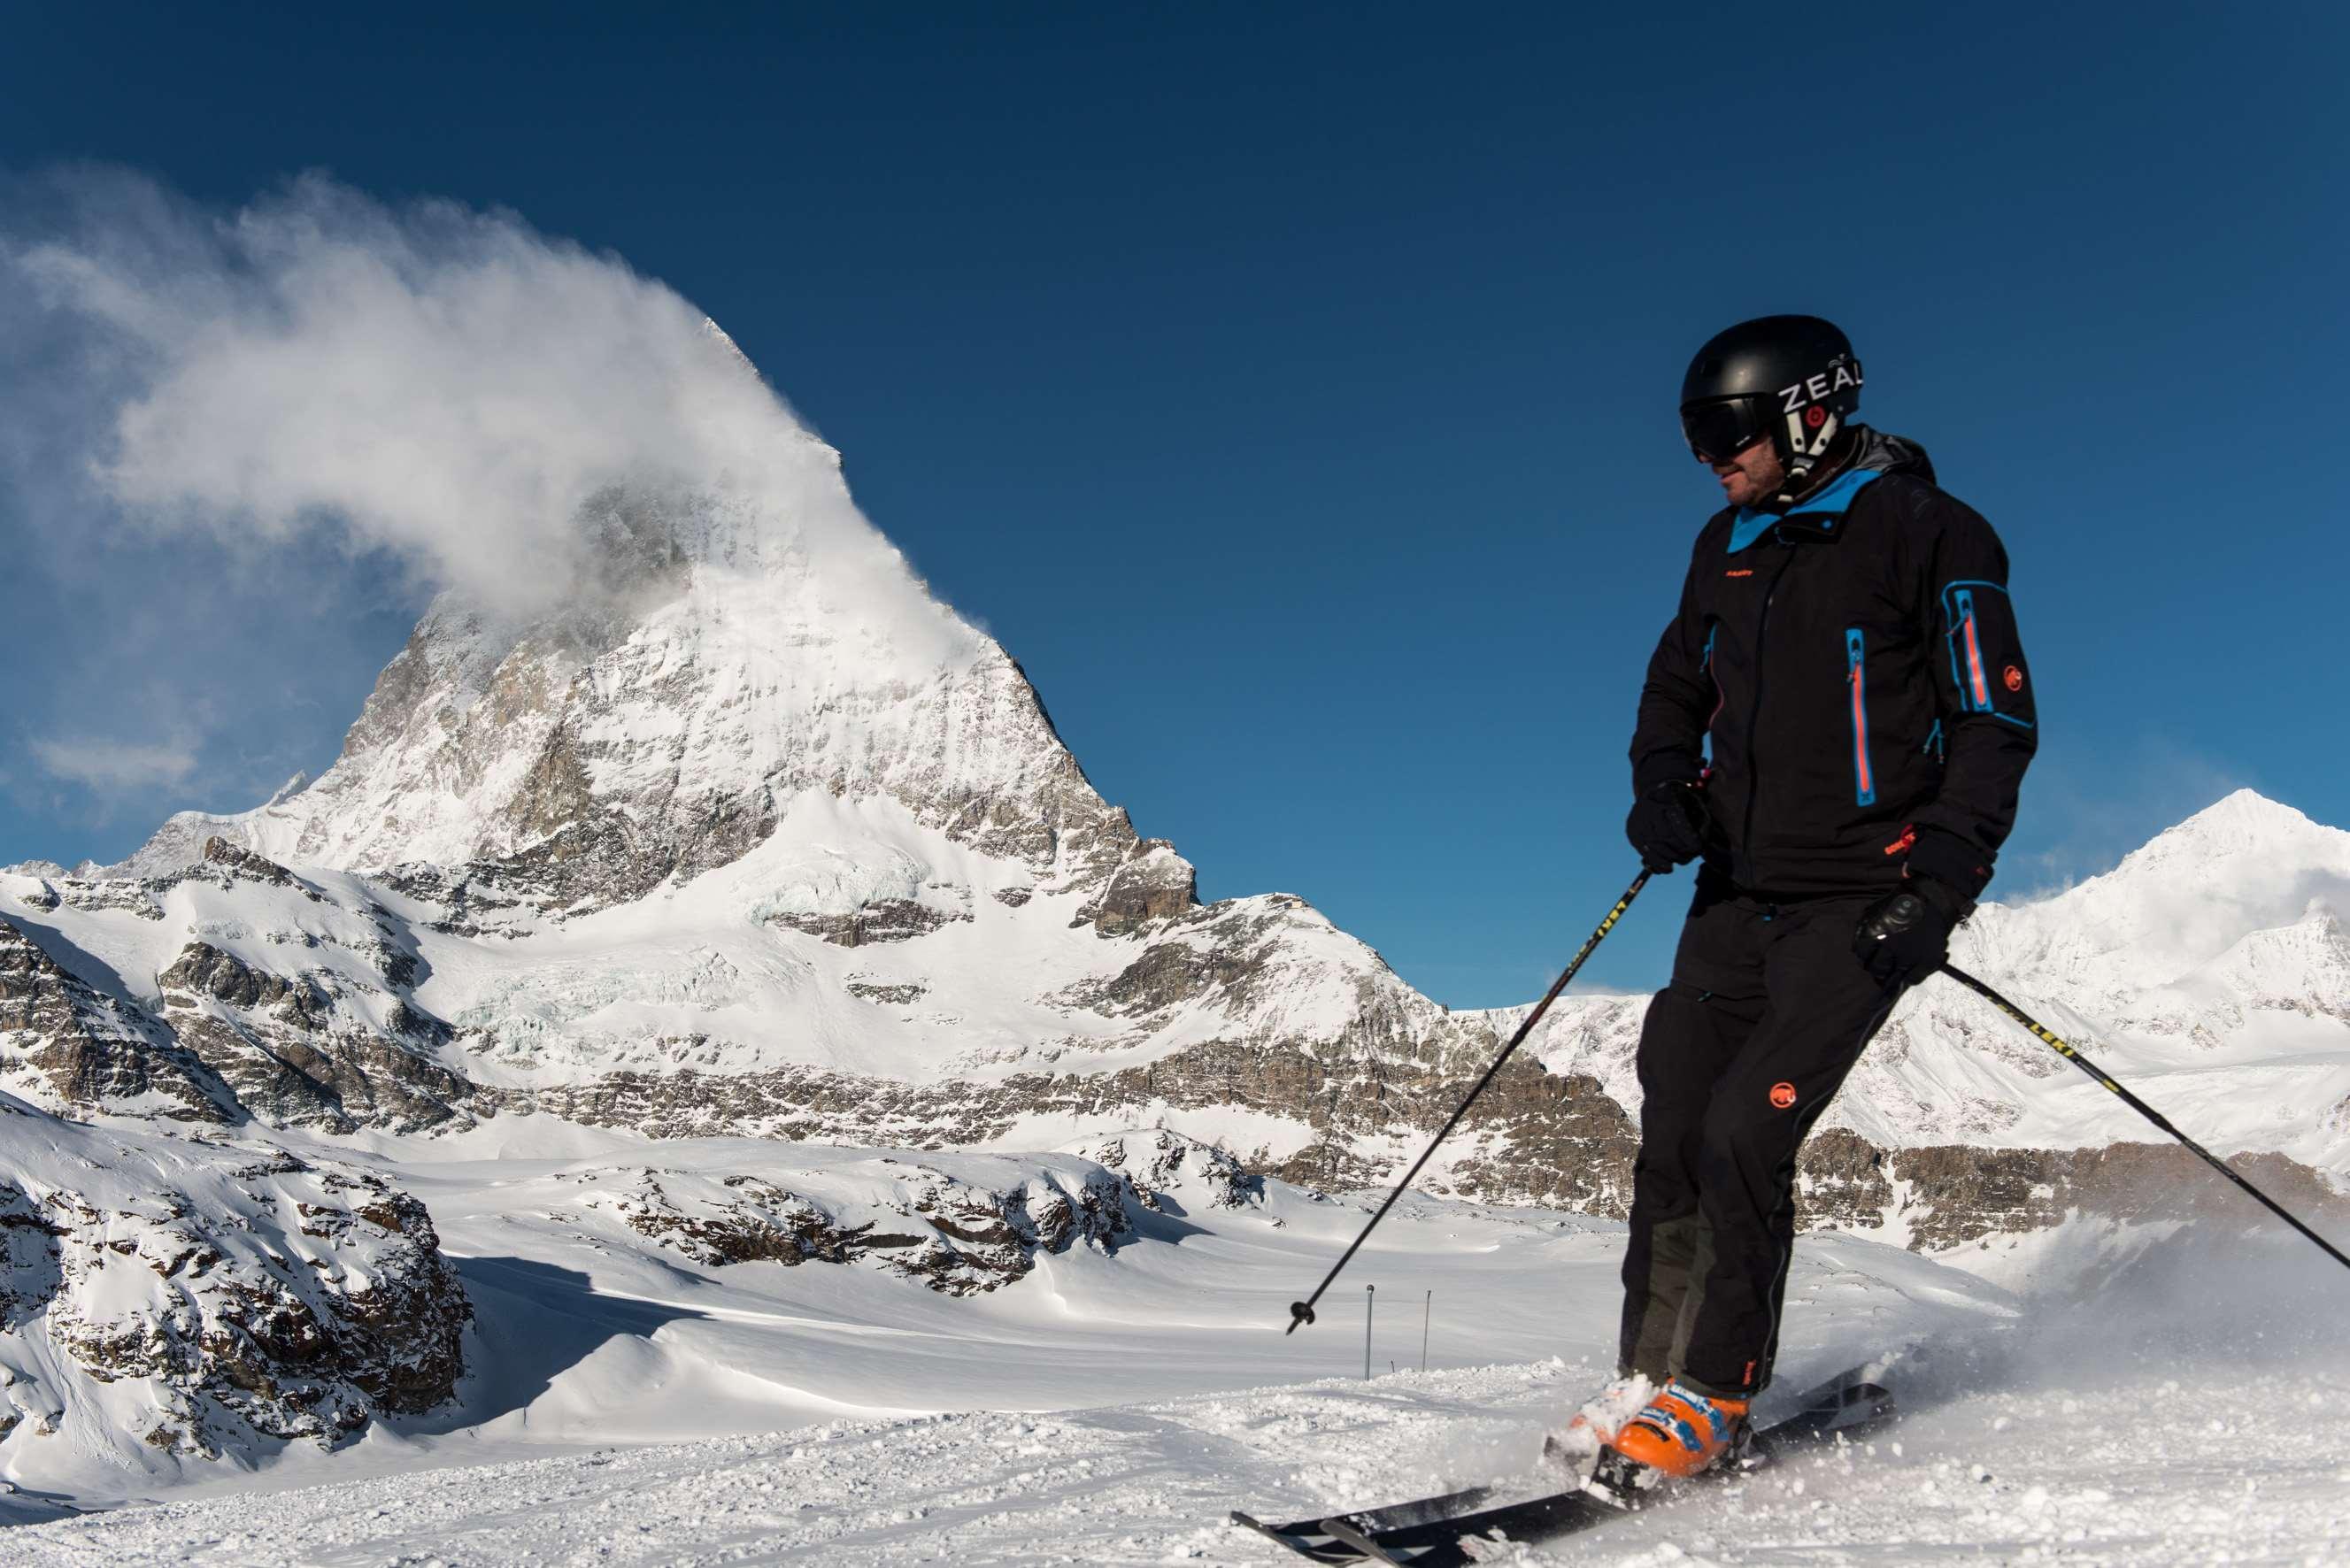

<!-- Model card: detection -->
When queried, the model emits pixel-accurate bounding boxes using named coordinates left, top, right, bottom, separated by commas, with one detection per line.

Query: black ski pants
left=1616, top=874, right=1904, bottom=1399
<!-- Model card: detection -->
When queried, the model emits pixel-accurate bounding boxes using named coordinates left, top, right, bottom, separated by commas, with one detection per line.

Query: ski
left=1232, top=1364, right=1892, bottom=1565
left=1229, top=1485, right=1499, bottom=1564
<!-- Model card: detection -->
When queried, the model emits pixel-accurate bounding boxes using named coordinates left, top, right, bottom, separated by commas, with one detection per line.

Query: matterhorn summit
left=109, top=354, right=1170, bottom=927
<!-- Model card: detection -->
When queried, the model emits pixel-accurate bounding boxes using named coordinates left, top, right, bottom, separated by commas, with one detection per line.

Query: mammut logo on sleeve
left=1768, top=1081, right=1798, bottom=1109
left=2004, top=665, right=2025, bottom=691
left=1724, top=568, right=1754, bottom=578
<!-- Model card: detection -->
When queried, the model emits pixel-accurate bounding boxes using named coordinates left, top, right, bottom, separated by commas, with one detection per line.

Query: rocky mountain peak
left=104, top=426, right=1187, bottom=927
left=2119, top=788, right=2340, bottom=870
left=1992, top=789, right=2350, bottom=989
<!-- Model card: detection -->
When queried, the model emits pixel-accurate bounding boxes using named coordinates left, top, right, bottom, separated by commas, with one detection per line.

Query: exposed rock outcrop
left=767, top=899, right=971, bottom=948
left=553, top=1153, right=1130, bottom=1295
left=1872, top=1140, right=2350, bottom=1249
left=158, top=940, right=469, bottom=1135
left=1080, top=839, right=1198, bottom=936
left=0, top=916, right=233, bottom=1125
left=1072, top=1127, right=1265, bottom=1214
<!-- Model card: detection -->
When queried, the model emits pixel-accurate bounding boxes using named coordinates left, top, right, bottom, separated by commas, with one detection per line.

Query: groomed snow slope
left=6, top=1121, right=2347, bottom=1563
left=14, top=1349, right=2347, bottom=1566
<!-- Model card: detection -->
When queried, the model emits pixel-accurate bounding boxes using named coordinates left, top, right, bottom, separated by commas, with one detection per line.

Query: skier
left=1572, top=316, right=2038, bottom=1479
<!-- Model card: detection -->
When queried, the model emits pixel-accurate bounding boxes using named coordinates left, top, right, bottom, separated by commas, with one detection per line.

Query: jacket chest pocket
left=1845, top=626, right=1875, bottom=807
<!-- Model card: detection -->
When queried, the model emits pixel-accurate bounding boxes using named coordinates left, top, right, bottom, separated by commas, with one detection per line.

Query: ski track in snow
left=5, top=1161, right=2346, bottom=1567
left=8, top=1357, right=2349, bottom=1565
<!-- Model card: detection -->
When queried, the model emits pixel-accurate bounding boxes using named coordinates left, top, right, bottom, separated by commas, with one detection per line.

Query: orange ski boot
left=1609, top=1380, right=1751, bottom=1479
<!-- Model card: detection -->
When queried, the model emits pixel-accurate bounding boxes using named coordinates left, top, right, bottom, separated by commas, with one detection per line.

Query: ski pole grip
left=1286, top=1301, right=1316, bottom=1334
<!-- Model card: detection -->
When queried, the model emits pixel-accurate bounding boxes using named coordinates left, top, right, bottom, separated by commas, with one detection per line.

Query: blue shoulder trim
left=1727, top=466, right=1884, bottom=553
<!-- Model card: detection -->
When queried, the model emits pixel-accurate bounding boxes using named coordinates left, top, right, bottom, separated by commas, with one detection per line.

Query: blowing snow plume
left=0, top=169, right=967, bottom=850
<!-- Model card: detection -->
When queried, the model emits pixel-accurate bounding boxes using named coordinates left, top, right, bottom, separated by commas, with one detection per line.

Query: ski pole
left=1940, top=963, right=2350, bottom=1276
left=1286, top=870, right=1652, bottom=1333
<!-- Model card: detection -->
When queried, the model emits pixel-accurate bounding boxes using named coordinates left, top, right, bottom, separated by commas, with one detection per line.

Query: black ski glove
left=1853, top=876, right=1971, bottom=986
left=1624, top=780, right=1709, bottom=876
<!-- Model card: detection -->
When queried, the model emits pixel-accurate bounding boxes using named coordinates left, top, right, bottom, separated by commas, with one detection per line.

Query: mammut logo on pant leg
left=1768, top=1081, right=1797, bottom=1109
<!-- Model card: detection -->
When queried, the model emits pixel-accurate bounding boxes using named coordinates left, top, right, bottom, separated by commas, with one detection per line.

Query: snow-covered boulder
left=1068, top=1127, right=1265, bottom=1214
left=0, top=1094, right=468, bottom=1471
left=545, top=1149, right=1130, bottom=1295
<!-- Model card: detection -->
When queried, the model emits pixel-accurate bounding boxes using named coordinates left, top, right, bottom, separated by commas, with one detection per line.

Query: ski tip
left=1322, top=1516, right=1410, bottom=1565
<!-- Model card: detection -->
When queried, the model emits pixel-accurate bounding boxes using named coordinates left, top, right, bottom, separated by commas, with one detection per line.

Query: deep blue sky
left=3, top=4, right=2343, bottom=1004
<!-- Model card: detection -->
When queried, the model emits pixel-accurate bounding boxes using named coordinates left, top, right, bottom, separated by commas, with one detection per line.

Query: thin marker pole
left=1421, top=1290, right=1431, bottom=1373
left=1364, top=1284, right=1375, bottom=1379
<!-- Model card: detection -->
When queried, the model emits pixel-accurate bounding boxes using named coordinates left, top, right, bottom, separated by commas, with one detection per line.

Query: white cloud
left=0, top=168, right=972, bottom=850
left=2, top=170, right=945, bottom=635
left=30, top=736, right=199, bottom=791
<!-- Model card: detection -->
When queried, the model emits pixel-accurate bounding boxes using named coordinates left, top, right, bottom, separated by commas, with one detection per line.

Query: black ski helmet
left=1679, top=315, right=1862, bottom=486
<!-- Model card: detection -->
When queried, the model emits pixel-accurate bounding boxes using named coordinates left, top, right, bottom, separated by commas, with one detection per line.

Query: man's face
left=1705, top=436, right=1786, bottom=508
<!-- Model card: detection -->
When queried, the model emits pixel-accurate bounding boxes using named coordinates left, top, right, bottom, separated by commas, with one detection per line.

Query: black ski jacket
left=1629, top=428, right=2036, bottom=899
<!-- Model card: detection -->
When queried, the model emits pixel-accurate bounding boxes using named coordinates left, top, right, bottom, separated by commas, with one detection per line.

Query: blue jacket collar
left=1727, top=465, right=1883, bottom=553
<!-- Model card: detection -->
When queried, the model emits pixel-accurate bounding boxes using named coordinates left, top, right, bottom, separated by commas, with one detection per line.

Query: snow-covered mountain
left=104, top=469, right=1175, bottom=933
left=0, top=437, right=1481, bottom=1176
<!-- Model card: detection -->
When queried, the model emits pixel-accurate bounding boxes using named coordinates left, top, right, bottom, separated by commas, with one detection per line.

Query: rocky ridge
left=12, top=788, right=2346, bottom=1266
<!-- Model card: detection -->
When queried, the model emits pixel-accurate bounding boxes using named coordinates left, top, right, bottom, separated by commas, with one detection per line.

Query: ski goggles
left=1680, top=396, right=1774, bottom=465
